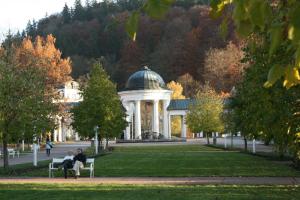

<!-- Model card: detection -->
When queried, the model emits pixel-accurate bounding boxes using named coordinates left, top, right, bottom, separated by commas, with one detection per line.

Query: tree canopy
left=71, top=62, right=127, bottom=142
left=186, top=84, right=224, bottom=141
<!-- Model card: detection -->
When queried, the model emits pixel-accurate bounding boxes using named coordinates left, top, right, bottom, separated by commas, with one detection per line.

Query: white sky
left=0, top=0, right=77, bottom=40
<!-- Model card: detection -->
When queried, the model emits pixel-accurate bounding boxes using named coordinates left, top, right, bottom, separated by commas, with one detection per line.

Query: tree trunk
left=2, top=130, right=9, bottom=169
left=230, top=132, right=233, bottom=148
left=106, top=137, right=109, bottom=149
left=206, top=132, right=210, bottom=145
left=244, top=136, right=248, bottom=151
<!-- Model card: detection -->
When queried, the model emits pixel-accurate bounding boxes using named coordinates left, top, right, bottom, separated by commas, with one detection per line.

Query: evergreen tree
left=72, top=62, right=127, bottom=147
left=73, top=0, right=85, bottom=21
left=62, top=4, right=71, bottom=24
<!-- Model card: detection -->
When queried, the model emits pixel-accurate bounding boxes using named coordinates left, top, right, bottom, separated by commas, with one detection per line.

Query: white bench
left=7, top=148, right=20, bottom=158
left=49, top=158, right=95, bottom=178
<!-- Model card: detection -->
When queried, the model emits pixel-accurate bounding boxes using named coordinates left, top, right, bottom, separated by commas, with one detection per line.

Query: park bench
left=7, top=148, right=20, bottom=158
left=49, top=158, right=95, bottom=178
left=0, top=149, right=20, bottom=158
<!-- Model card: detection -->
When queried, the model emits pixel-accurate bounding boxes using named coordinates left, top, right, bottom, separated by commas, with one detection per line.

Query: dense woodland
left=11, top=0, right=241, bottom=92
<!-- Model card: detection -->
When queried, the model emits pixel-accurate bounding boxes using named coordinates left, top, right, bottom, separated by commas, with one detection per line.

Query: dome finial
left=143, top=66, right=150, bottom=70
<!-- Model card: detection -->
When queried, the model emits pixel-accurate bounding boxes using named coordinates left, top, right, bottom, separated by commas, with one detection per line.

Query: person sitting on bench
left=73, top=148, right=86, bottom=179
left=62, top=151, right=74, bottom=179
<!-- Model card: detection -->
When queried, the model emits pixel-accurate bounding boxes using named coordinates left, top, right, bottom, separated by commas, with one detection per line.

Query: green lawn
left=92, top=145, right=299, bottom=177
left=1, top=144, right=300, bottom=177
left=0, top=183, right=299, bottom=200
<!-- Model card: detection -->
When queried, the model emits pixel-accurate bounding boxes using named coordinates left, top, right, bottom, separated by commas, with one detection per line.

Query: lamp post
left=94, top=126, right=99, bottom=154
left=33, top=125, right=37, bottom=166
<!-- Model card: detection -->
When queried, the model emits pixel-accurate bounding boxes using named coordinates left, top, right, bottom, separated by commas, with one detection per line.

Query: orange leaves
left=15, top=34, right=71, bottom=87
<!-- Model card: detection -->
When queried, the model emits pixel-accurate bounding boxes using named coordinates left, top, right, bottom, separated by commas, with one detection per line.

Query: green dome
left=125, top=66, right=167, bottom=91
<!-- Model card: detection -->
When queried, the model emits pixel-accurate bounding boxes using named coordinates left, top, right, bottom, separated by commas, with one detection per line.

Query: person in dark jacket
left=62, top=151, right=74, bottom=179
left=72, top=148, right=86, bottom=178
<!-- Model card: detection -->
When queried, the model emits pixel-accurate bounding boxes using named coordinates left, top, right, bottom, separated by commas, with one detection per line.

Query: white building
left=53, top=80, right=82, bottom=142
left=53, top=67, right=192, bottom=142
left=118, top=66, right=190, bottom=140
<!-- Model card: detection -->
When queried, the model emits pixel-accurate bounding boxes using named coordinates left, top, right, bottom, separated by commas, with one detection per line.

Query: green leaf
left=126, top=11, right=140, bottom=41
left=248, top=0, right=265, bottom=29
left=269, top=25, right=283, bottom=57
left=236, top=19, right=253, bottom=38
left=295, top=47, right=300, bottom=67
left=143, top=0, right=174, bottom=19
left=232, top=0, right=247, bottom=21
left=219, top=17, right=228, bottom=39
left=289, top=3, right=300, bottom=28
left=264, top=64, right=285, bottom=88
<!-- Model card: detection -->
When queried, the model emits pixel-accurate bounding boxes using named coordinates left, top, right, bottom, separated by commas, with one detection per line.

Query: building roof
left=167, top=99, right=196, bottom=111
left=124, top=66, right=168, bottom=91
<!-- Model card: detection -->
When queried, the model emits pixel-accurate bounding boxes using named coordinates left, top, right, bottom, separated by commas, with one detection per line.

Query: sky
left=0, top=0, right=77, bottom=40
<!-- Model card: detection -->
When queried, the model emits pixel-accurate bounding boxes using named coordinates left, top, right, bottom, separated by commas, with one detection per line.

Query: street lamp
left=94, top=126, right=99, bottom=154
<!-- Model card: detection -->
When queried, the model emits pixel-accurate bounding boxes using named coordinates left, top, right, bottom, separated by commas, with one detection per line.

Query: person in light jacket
left=73, top=148, right=86, bottom=179
left=45, top=138, right=53, bottom=157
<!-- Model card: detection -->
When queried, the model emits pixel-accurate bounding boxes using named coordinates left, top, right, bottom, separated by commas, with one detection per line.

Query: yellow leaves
left=167, top=81, right=185, bottom=99
left=264, top=64, right=300, bottom=89
left=210, top=0, right=232, bottom=19
left=264, top=64, right=285, bottom=88
left=126, top=11, right=139, bottom=41
left=283, top=65, right=300, bottom=89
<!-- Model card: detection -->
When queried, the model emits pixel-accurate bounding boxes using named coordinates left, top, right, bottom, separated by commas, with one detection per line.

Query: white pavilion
left=118, top=66, right=190, bottom=140
left=52, top=66, right=192, bottom=142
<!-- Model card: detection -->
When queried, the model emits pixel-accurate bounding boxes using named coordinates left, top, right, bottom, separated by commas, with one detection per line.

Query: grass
left=1, top=144, right=300, bottom=177
left=0, top=183, right=299, bottom=200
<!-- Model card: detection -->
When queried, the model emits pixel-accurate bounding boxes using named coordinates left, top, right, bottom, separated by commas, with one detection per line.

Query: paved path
left=0, top=177, right=299, bottom=185
left=0, top=142, right=90, bottom=166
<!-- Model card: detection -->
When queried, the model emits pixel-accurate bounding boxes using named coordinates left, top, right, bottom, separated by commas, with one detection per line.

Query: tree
left=177, top=73, right=201, bottom=98
left=0, top=46, right=56, bottom=168
left=209, top=0, right=300, bottom=88
left=62, top=4, right=71, bottom=24
left=230, top=45, right=300, bottom=160
left=73, top=0, right=86, bottom=21
left=127, top=0, right=300, bottom=88
left=186, top=84, right=224, bottom=144
left=204, top=42, right=246, bottom=92
left=167, top=81, right=185, bottom=135
left=72, top=62, right=127, bottom=148
left=15, top=35, right=72, bottom=88
left=167, top=81, right=185, bottom=99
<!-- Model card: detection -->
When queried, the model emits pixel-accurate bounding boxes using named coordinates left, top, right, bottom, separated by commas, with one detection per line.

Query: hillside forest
left=6, top=0, right=244, bottom=94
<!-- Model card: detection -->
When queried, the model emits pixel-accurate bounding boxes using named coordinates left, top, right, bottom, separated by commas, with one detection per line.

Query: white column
left=53, top=129, right=57, bottom=142
left=181, top=115, right=187, bottom=138
left=33, top=143, right=37, bottom=166
left=163, top=100, right=170, bottom=139
left=135, top=100, right=142, bottom=139
left=58, top=118, right=62, bottom=142
left=125, top=115, right=131, bottom=140
left=22, top=140, right=25, bottom=151
left=252, top=139, right=256, bottom=154
left=75, top=132, right=79, bottom=141
left=168, top=114, right=172, bottom=138
left=153, top=100, right=159, bottom=135
left=122, top=102, right=132, bottom=140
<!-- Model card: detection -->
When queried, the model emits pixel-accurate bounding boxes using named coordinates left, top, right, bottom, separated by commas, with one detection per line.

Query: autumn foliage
left=15, top=35, right=71, bottom=87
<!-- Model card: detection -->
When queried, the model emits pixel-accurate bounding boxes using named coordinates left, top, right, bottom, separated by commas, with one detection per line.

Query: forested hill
left=24, top=0, right=236, bottom=90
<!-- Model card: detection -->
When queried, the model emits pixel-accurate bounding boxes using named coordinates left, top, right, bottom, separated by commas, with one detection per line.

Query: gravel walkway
left=0, top=177, right=299, bottom=185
